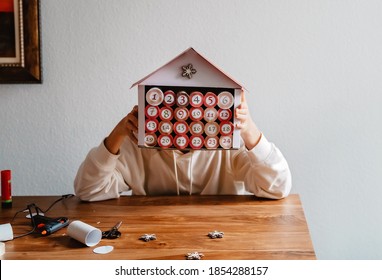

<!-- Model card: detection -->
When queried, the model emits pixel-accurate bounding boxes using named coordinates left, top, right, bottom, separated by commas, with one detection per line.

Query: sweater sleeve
left=232, top=134, right=292, bottom=199
left=73, top=140, right=130, bottom=201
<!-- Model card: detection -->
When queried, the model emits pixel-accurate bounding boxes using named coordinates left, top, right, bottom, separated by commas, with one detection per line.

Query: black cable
left=9, top=194, right=74, bottom=240
left=10, top=206, right=29, bottom=224
left=12, top=204, right=37, bottom=239
left=39, top=194, right=74, bottom=213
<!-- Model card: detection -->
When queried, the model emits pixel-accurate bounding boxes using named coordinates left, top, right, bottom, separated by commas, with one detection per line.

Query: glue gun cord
left=40, top=194, right=74, bottom=213
left=8, top=194, right=74, bottom=240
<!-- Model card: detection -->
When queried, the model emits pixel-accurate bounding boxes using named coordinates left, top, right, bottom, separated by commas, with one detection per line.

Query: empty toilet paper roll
left=0, top=242, right=5, bottom=256
left=0, top=223, right=13, bottom=242
left=67, top=220, right=102, bottom=247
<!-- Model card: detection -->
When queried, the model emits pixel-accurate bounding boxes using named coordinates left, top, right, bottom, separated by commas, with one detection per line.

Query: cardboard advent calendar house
left=131, top=47, right=245, bottom=150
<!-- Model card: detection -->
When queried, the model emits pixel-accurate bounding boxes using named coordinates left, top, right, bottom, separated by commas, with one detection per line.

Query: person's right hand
left=104, top=105, right=138, bottom=154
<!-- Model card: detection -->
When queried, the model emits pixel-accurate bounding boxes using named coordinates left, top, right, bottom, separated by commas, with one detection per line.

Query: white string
left=173, top=151, right=180, bottom=195
left=189, top=152, right=193, bottom=195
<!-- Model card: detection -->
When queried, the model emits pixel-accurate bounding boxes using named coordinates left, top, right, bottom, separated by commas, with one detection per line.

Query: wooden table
left=0, top=194, right=315, bottom=260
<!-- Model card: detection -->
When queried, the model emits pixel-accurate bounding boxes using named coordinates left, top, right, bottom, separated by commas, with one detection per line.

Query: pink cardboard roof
left=131, top=47, right=245, bottom=89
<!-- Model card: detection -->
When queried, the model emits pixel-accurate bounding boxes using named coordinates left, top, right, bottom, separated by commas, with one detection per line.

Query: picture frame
left=0, top=0, right=42, bottom=84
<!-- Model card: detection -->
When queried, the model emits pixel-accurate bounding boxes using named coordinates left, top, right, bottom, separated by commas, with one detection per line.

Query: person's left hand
left=235, top=91, right=262, bottom=150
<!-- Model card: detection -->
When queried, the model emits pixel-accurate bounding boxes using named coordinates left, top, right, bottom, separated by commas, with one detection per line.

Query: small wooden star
left=181, top=64, right=197, bottom=79
left=186, top=251, right=204, bottom=260
left=139, top=233, right=157, bottom=242
left=208, top=230, right=224, bottom=239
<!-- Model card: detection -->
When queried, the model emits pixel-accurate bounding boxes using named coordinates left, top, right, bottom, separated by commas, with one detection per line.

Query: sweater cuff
left=246, top=134, right=273, bottom=163
left=90, top=140, right=120, bottom=169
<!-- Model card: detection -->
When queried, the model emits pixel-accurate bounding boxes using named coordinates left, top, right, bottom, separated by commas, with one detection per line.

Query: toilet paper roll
left=0, top=242, right=5, bottom=256
left=0, top=223, right=13, bottom=242
left=67, top=220, right=101, bottom=247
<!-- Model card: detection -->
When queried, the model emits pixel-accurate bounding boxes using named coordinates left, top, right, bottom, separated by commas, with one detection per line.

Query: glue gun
left=32, top=215, right=69, bottom=236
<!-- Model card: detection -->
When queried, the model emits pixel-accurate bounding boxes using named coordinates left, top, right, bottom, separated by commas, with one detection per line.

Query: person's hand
left=235, top=91, right=262, bottom=150
left=104, top=105, right=138, bottom=154
left=117, top=105, right=138, bottom=143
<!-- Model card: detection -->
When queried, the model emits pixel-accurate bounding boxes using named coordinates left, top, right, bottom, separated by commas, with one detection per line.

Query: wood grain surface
left=0, top=194, right=315, bottom=260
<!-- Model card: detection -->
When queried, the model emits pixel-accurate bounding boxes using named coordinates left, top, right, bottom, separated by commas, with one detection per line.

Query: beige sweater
left=74, top=135, right=292, bottom=201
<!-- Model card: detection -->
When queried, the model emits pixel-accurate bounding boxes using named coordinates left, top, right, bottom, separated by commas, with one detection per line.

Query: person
left=74, top=92, right=291, bottom=201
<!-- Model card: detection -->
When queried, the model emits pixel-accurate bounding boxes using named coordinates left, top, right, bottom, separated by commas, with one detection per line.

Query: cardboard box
left=131, top=48, right=245, bottom=150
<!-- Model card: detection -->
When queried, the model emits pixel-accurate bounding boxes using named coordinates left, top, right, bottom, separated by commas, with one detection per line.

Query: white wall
left=1, top=0, right=382, bottom=259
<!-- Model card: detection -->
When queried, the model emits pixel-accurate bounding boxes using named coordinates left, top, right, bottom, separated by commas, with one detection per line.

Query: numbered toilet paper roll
left=67, top=220, right=101, bottom=247
left=0, top=223, right=13, bottom=242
